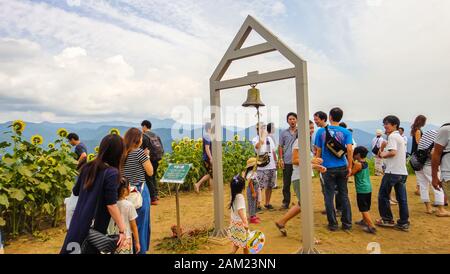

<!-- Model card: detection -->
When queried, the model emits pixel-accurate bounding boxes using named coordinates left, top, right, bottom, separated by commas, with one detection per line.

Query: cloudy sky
left=0, top=0, right=449, bottom=128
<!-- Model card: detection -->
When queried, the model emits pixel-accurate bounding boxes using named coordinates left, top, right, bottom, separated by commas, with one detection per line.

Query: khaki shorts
left=442, top=181, right=450, bottom=198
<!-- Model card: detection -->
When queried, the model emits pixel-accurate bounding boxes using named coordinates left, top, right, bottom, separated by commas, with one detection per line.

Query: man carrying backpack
left=141, top=120, right=165, bottom=206
left=315, top=107, right=354, bottom=231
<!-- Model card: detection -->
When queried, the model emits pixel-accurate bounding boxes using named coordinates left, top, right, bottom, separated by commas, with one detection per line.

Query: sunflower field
left=0, top=121, right=78, bottom=238
left=157, top=136, right=256, bottom=192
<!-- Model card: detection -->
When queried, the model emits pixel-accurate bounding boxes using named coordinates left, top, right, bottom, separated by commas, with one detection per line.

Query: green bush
left=0, top=121, right=77, bottom=238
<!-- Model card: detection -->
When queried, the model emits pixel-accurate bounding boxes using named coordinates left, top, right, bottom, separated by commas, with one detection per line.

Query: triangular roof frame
left=210, top=15, right=305, bottom=88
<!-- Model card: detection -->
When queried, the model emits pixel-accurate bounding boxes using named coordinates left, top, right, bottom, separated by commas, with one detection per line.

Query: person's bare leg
left=425, top=202, right=435, bottom=214
left=208, top=177, right=213, bottom=191
left=362, top=212, right=375, bottom=228
left=265, top=188, right=272, bottom=206
left=195, top=174, right=210, bottom=193
left=230, top=245, right=239, bottom=254
left=277, top=205, right=301, bottom=227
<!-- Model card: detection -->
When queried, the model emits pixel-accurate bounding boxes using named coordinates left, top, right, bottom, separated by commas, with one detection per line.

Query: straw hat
left=246, top=157, right=258, bottom=169
left=376, top=129, right=383, bottom=136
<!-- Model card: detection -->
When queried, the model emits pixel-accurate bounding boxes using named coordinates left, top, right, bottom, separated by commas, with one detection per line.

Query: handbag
left=372, top=137, right=381, bottom=155
left=127, top=183, right=144, bottom=209
left=256, top=137, right=271, bottom=168
left=410, top=142, right=434, bottom=172
left=325, top=126, right=347, bottom=159
left=81, top=168, right=119, bottom=254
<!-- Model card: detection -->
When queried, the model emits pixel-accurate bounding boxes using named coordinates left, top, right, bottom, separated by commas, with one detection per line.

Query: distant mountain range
left=0, top=118, right=440, bottom=155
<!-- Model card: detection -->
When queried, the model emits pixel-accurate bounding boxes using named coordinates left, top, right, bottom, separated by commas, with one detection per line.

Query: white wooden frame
left=209, top=15, right=317, bottom=253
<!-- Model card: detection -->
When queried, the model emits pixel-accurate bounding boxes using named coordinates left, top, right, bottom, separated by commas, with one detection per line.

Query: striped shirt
left=124, top=148, right=149, bottom=186
left=418, top=130, right=438, bottom=166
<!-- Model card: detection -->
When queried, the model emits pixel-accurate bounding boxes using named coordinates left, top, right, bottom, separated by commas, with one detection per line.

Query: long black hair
left=81, top=134, right=124, bottom=190
left=229, top=175, right=245, bottom=210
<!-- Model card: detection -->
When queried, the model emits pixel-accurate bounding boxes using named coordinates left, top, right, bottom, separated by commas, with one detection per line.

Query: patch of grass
left=155, top=227, right=214, bottom=254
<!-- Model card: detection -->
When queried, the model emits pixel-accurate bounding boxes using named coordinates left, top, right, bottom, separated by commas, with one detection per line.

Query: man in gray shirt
left=278, top=112, right=298, bottom=209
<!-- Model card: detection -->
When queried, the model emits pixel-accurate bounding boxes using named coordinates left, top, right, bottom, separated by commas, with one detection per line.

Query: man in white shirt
left=377, top=115, right=410, bottom=232
left=432, top=123, right=450, bottom=200
left=252, top=123, right=277, bottom=210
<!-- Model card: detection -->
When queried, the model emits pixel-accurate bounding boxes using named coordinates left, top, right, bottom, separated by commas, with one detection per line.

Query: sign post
left=160, top=163, right=192, bottom=239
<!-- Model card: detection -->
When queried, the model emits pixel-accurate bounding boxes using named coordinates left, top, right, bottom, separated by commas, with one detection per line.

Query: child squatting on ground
left=107, top=178, right=141, bottom=254
left=351, top=146, right=377, bottom=234
left=228, top=175, right=250, bottom=254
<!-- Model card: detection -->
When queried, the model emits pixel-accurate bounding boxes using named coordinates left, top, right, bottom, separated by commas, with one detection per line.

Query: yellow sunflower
left=196, top=138, right=203, bottom=143
left=171, top=141, right=177, bottom=149
left=94, top=146, right=100, bottom=154
left=183, top=137, right=190, bottom=142
left=37, top=157, right=46, bottom=166
left=174, top=145, right=181, bottom=153
left=227, top=141, right=233, bottom=147
left=87, top=153, right=96, bottom=162
left=109, top=128, right=121, bottom=136
left=30, top=135, right=44, bottom=145
left=57, top=128, right=69, bottom=138
left=234, top=134, right=240, bottom=141
left=195, top=143, right=201, bottom=150
left=12, top=120, right=26, bottom=134
left=48, top=143, right=55, bottom=149
left=47, top=156, right=57, bottom=166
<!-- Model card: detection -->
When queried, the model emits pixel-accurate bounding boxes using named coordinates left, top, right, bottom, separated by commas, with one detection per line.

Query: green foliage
left=0, top=123, right=78, bottom=238
left=157, top=136, right=255, bottom=192
left=366, top=157, right=415, bottom=176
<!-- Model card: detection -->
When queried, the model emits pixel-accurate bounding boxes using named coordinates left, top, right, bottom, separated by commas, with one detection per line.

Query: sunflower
left=12, top=120, right=26, bottom=134
left=57, top=128, right=69, bottom=138
left=109, top=128, right=121, bottom=136
left=196, top=138, right=203, bottom=143
left=174, top=145, right=181, bottom=153
left=30, top=135, right=44, bottom=145
left=183, top=137, right=190, bottom=142
left=234, top=134, right=240, bottom=141
left=171, top=141, right=177, bottom=149
left=48, top=143, right=55, bottom=149
left=37, top=157, right=46, bottom=166
left=47, top=156, right=57, bottom=166
left=195, top=143, right=201, bottom=150
left=94, top=146, right=100, bottom=154
left=189, top=139, right=195, bottom=145
left=87, top=153, right=96, bottom=162
left=227, top=141, right=233, bottom=147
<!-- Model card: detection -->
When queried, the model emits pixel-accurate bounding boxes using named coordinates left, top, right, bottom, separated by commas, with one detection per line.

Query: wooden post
left=175, top=185, right=181, bottom=239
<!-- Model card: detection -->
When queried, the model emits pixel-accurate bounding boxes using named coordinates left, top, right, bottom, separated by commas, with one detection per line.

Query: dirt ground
left=4, top=176, right=450, bottom=254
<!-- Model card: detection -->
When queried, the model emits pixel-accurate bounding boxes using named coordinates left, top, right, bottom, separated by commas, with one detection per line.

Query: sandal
left=275, top=222, right=287, bottom=237
left=436, top=212, right=450, bottom=217
left=375, top=218, right=395, bottom=228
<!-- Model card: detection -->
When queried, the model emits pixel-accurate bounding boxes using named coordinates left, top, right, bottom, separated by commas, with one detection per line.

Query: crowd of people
left=56, top=109, right=450, bottom=255
left=228, top=109, right=450, bottom=253
left=61, top=120, right=164, bottom=254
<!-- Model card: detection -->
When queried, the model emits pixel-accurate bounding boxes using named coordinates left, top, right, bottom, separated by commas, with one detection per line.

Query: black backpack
left=325, top=126, right=347, bottom=159
left=143, top=131, right=164, bottom=161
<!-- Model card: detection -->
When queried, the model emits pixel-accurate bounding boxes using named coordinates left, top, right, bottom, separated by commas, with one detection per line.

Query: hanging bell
left=242, top=86, right=265, bottom=108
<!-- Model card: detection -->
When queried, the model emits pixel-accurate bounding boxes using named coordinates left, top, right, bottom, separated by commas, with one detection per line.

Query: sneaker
left=394, top=223, right=410, bottom=232
left=281, top=204, right=289, bottom=210
left=342, top=225, right=352, bottom=232
left=250, top=216, right=260, bottom=224
left=362, top=226, right=377, bottom=234
left=376, top=219, right=395, bottom=228
left=265, top=204, right=275, bottom=210
left=355, top=220, right=366, bottom=226
left=328, top=225, right=339, bottom=232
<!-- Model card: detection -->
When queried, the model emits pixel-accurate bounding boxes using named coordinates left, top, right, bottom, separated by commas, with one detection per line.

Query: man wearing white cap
left=372, top=129, right=385, bottom=176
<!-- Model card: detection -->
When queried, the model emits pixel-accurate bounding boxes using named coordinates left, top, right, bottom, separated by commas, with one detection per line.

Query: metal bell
left=242, top=87, right=265, bottom=108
